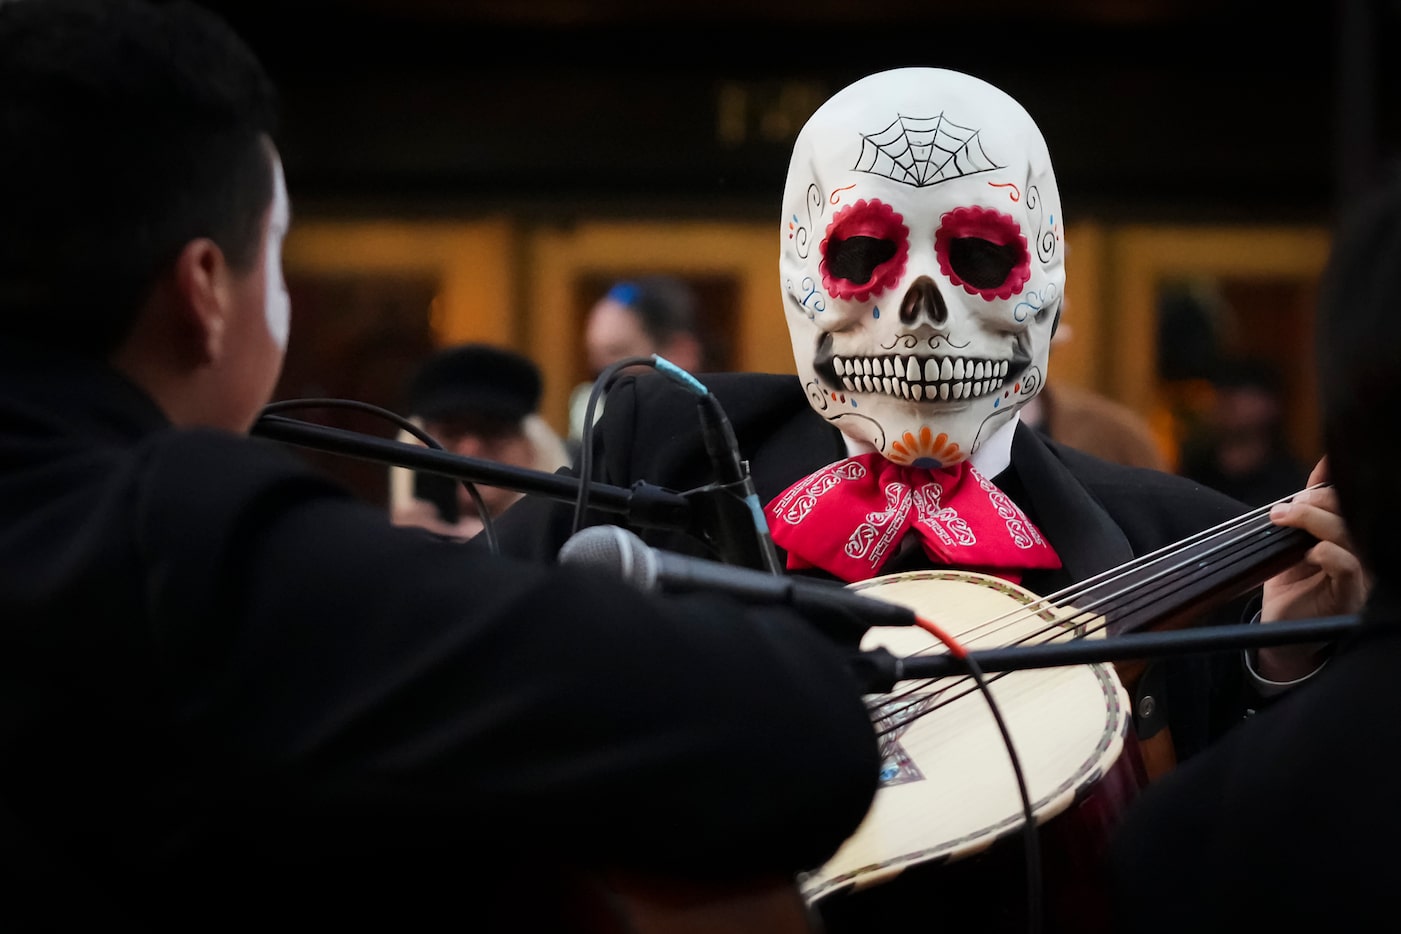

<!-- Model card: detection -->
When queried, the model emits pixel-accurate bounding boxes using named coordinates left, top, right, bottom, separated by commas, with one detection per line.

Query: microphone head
left=557, top=525, right=659, bottom=593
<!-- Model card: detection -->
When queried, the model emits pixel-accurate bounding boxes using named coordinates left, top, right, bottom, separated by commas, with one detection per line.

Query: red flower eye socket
left=934, top=206, right=1031, bottom=300
left=819, top=199, right=909, bottom=301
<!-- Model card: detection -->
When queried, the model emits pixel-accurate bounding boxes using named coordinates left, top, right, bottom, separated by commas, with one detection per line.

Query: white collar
left=841, top=413, right=1018, bottom=477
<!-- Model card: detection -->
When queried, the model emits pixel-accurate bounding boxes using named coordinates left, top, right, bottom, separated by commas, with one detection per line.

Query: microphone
left=558, top=524, right=914, bottom=630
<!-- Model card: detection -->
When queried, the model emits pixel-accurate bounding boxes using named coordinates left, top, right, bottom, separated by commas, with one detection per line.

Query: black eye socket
left=825, top=235, right=898, bottom=285
left=948, top=237, right=1021, bottom=289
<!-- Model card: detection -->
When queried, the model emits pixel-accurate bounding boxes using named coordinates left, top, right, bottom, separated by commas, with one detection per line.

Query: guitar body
left=811, top=747, right=1145, bottom=934
left=803, top=570, right=1141, bottom=933
left=558, top=501, right=1313, bottom=932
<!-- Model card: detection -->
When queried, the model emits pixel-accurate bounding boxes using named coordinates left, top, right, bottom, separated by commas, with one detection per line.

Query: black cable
left=258, top=397, right=499, bottom=554
left=957, top=652, right=1042, bottom=934
left=570, top=356, right=656, bottom=537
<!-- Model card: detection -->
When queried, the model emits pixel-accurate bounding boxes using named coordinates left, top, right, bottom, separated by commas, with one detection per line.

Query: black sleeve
left=490, top=465, right=588, bottom=563
left=137, top=431, right=882, bottom=880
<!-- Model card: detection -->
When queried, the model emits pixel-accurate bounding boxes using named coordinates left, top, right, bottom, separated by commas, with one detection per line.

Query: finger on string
left=1271, top=499, right=1349, bottom=543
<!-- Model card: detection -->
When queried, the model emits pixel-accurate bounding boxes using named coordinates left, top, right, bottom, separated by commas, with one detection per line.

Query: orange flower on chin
left=888, top=427, right=961, bottom=468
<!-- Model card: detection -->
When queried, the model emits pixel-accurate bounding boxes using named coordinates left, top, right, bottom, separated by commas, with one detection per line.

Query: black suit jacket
left=494, top=370, right=1304, bottom=932
left=0, top=348, right=882, bottom=932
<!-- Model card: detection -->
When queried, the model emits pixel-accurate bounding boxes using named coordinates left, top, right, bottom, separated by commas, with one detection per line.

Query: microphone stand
left=252, top=414, right=692, bottom=532
left=681, top=481, right=779, bottom=571
left=851, top=614, right=1360, bottom=692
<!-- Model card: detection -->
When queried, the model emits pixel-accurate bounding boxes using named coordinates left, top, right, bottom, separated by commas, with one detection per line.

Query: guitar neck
left=1072, top=516, right=1316, bottom=636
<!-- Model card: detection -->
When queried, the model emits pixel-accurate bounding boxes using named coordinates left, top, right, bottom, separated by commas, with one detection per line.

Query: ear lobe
left=171, top=238, right=231, bottom=364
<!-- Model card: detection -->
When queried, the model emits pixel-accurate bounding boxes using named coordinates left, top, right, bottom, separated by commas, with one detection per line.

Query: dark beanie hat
left=407, top=343, right=542, bottom=423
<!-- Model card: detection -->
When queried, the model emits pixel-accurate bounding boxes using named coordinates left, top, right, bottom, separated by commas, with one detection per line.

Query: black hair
left=605, top=275, right=700, bottom=346
left=1315, top=170, right=1401, bottom=580
left=407, top=343, right=543, bottom=427
left=0, top=0, right=280, bottom=356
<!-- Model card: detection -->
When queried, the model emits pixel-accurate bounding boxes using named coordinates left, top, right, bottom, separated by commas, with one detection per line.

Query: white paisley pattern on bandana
left=844, top=481, right=912, bottom=572
left=975, top=468, right=1047, bottom=549
left=771, top=458, right=869, bottom=526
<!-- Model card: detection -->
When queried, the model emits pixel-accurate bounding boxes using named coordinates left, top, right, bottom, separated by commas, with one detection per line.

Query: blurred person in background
left=1178, top=356, right=1311, bottom=506
left=568, top=274, right=708, bottom=448
left=390, top=342, right=569, bottom=541
left=1107, top=169, right=1396, bottom=934
left=1018, top=321, right=1169, bottom=470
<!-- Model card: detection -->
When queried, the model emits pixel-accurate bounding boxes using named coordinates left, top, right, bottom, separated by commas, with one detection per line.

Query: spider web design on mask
left=854, top=113, right=1004, bottom=187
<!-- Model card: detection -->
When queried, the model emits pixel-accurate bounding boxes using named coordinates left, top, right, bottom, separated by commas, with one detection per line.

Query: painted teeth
left=831, top=354, right=1011, bottom=401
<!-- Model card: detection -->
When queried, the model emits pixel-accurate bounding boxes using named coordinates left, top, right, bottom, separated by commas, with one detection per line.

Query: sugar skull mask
left=780, top=67, right=1065, bottom=467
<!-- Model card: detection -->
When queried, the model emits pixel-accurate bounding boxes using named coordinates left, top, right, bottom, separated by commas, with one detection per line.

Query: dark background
left=177, top=0, right=1390, bottom=509
left=201, top=0, right=1399, bottom=227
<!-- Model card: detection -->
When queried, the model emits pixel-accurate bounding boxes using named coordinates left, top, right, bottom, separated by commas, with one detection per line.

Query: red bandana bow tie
left=765, top=452, right=1061, bottom=584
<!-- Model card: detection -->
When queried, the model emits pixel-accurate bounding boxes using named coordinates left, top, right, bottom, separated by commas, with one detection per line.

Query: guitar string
left=867, top=527, right=1298, bottom=735
left=916, top=485, right=1311, bottom=648
left=866, top=507, right=1299, bottom=730
left=863, top=486, right=1321, bottom=733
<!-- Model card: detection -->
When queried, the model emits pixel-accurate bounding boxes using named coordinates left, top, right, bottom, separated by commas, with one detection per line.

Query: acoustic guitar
left=804, top=492, right=1317, bottom=931
left=569, top=493, right=1319, bottom=934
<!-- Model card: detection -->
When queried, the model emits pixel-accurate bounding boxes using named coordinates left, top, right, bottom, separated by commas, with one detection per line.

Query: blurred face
left=585, top=298, right=656, bottom=376
left=432, top=424, right=534, bottom=518
left=220, top=146, right=291, bottom=431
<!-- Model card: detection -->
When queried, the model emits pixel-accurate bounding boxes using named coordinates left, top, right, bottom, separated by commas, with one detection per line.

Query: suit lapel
left=746, top=409, right=849, bottom=506
left=1008, top=424, right=1135, bottom=584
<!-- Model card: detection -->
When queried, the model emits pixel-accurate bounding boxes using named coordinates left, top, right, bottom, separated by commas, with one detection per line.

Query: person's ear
left=170, top=238, right=232, bottom=364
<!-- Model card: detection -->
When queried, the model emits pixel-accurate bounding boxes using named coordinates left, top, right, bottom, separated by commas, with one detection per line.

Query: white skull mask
left=780, top=67, right=1065, bottom=467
